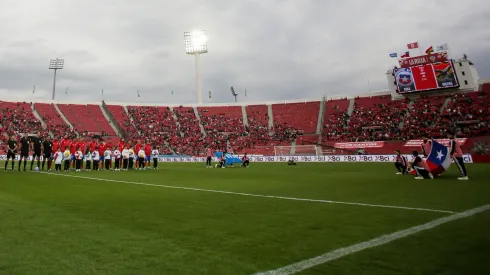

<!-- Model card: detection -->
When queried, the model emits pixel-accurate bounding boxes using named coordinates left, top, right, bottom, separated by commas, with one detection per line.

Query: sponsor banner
left=334, top=142, right=385, bottom=149
left=398, top=52, right=449, bottom=68
left=404, top=138, right=467, bottom=147
left=0, top=155, right=474, bottom=163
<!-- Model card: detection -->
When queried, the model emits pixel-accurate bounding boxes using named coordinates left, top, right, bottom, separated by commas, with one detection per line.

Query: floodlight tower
left=184, top=30, right=208, bottom=104
left=49, top=58, right=64, bottom=100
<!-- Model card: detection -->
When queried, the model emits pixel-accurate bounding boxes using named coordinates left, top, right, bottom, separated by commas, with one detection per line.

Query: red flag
left=425, top=46, right=434, bottom=55
left=407, top=42, right=419, bottom=49
left=400, top=51, right=410, bottom=58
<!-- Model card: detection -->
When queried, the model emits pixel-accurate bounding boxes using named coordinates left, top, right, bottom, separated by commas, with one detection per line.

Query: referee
left=18, top=133, right=30, bottom=171
left=4, top=135, right=18, bottom=171
left=42, top=135, right=53, bottom=171
left=30, top=132, right=43, bottom=171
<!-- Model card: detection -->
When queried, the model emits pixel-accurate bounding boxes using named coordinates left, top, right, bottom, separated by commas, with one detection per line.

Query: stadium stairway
left=192, top=106, right=207, bottom=136
left=168, top=107, right=184, bottom=137
left=99, top=102, right=122, bottom=136
left=241, top=105, right=249, bottom=127
left=54, top=104, right=77, bottom=134
left=87, top=104, right=117, bottom=136
left=267, top=104, right=274, bottom=131
left=316, top=98, right=325, bottom=135
left=347, top=99, right=355, bottom=116
left=30, top=104, right=47, bottom=129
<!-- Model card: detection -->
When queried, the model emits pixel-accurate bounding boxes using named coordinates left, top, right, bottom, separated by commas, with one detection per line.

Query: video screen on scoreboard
left=394, top=61, right=459, bottom=93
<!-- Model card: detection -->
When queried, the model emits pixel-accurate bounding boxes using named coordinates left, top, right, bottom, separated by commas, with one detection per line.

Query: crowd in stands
left=2, top=89, right=490, bottom=155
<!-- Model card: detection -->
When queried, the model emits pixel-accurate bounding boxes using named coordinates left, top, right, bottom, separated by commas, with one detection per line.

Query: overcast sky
left=1, top=0, right=489, bottom=104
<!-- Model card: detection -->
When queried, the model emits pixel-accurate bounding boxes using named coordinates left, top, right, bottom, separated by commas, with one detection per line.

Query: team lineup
left=3, top=133, right=251, bottom=172
left=3, top=133, right=160, bottom=172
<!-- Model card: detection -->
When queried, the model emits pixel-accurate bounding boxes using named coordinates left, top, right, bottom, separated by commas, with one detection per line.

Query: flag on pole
left=389, top=53, right=398, bottom=58
left=425, top=46, right=434, bottom=55
left=32, top=85, right=36, bottom=94
left=407, top=42, right=419, bottom=49
left=208, top=91, right=211, bottom=99
left=65, top=87, right=69, bottom=94
left=425, top=140, right=452, bottom=176
left=435, top=43, right=449, bottom=52
left=171, top=91, right=174, bottom=95
left=137, top=90, right=140, bottom=97
left=245, top=89, right=247, bottom=97
left=400, top=51, right=410, bottom=58
left=102, top=89, right=104, bottom=95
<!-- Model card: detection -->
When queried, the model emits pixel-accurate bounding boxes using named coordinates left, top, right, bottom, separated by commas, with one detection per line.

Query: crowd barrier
left=0, top=154, right=474, bottom=163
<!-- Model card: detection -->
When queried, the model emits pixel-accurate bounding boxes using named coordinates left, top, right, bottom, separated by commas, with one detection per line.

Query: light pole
left=49, top=58, right=64, bottom=100
left=184, top=30, right=208, bottom=105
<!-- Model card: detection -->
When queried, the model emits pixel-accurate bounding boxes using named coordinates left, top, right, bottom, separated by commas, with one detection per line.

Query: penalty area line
left=39, top=172, right=456, bottom=214
left=253, top=204, right=490, bottom=275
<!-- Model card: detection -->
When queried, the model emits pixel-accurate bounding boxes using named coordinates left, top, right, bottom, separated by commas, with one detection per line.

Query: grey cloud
left=0, top=0, right=489, bottom=104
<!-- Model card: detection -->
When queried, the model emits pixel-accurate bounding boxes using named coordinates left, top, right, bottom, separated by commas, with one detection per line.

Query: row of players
left=3, top=133, right=158, bottom=171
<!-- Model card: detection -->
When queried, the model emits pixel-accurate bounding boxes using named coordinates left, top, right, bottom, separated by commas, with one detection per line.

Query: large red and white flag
left=407, top=42, right=419, bottom=49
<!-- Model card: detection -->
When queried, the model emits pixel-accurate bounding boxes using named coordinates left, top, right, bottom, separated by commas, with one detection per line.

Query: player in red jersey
left=134, top=140, right=142, bottom=168
left=144, top=141, right=152, bottom=169
left=98, top=141, right=106, bottom=169
left=89, top=138, right=97, bottom=153
left=52, top=138, right=60, bottom=153
left=60, top=135, right=70, bottom=153
left=70, top=138, right=78, bottom=168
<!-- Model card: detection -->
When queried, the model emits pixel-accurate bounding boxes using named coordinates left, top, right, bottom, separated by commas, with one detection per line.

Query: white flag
left=435, top=43, right=449, bottom=51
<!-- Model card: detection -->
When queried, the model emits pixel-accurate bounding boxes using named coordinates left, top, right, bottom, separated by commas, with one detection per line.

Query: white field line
left=253, top=204, right=490, bottom=275
left=39, top=172, right=456, bottom=214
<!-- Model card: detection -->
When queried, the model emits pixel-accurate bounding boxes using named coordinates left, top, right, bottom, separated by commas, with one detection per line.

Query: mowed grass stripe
left=38, top=171, right=456, bottom=214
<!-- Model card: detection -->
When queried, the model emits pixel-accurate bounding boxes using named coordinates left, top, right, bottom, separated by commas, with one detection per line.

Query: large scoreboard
left=394, top=51, right=459, bottom=94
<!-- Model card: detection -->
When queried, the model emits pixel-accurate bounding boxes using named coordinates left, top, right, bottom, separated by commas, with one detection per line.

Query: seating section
left=3, top=85, right=490, bottom=156
left=0, top=101, right=43, bottom=136
left=272, top=102, right=320, bottom=133
left=34, top=103, right=71, bottom=138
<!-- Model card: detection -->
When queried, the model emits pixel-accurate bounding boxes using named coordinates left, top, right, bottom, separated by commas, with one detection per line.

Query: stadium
left=2, top=2, right=490, bottom=275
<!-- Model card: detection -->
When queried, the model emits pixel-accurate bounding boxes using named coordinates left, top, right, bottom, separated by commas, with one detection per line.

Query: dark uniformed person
left=30, top=132, right=43, bottom=171
left=18, top=133, right=30, bottom=171
left=4, top=135, right=18, bottom=171
left=42, top=135, right=53, bottom=171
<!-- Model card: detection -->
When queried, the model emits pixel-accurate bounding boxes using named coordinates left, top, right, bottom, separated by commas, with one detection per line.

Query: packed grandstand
left=1, top=82, right=489, bottom=157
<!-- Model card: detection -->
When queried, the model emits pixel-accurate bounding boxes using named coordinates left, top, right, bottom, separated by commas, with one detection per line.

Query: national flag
left=32, top=85, right=36, bottom=94
left=435, top=43, right=449, bottom=52
left=101, top=89, right=104, bottom=95
left=400, top=51, right=410, bottom=58
left=425, top=140, right=451, bottom=176
left=389, top=53, right=398, bottom=58
left=407, top=42, right=419, bottom=49
left=208, top=91, right=212, bottom=98
left=425, top=46, right=434, bottom=55
left=214, top=152, right=242, bottom=165
left=137, top=90, right=140, bottom=97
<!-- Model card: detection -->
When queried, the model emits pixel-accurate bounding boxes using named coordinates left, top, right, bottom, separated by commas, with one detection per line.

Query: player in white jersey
left=122, top=146, right=130, bottom=170
left=92, top=149, right=100, bottom=171
left=137, top=149, right=145, bottom=170
left=84, top=147, right=92, bottom=171
left=104, top=148, right=112, bottom=170
left=53, top=148, right=63, bottom=172
left=128, top=147, right=135, bottom=170
left=113, top=147, right=121, bottom=171
left=151, top=146, right=159, bottom=170
left=75, top=148, right=83, bottom=171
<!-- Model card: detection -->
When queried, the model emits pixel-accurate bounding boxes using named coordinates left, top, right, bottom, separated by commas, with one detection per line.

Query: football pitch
left=1, top=162, right=489, bottom=275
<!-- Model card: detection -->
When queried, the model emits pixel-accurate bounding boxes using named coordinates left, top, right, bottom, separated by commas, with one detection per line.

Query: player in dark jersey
left=42, top=135, right=53, bottom=171
left=30, top=133, right=43, bottom=171
left=5, top=135, right=18, bottom=171
left=18, top=133, right=30, bottom=171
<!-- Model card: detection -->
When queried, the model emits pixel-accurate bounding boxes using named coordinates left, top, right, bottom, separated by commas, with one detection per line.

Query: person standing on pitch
left=84, top=147, right=92, bottom=171
left=18, top=133, right=30, bottom=172
left=151, top=146, right=159, bottom=170
left=75, top=146, right=83, bottom=172
left=113, top=146, right=121, bottom=171
left=122, top=146, right=130, bottom=170
left=42, top=135, right=53, bottom=171
left=448, top=132, right=468, bottom=180
left=137, top=147, right=145, bottom=170
left=92, top=147, right=100, bottom=171
left=206, top=147, right=213, bottom=168
left=104, top=147, right=112, bottom=170
left=5, top=135, right=18, bottom=171
left=30, top=132, right=43, bottom=171
left=53, top=148, right=63, bottom=172
left=128, top=147, right=135, bottom=170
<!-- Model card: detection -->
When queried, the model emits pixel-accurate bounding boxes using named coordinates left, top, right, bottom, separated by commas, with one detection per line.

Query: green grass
left=0, top=162, right=489, bottom=275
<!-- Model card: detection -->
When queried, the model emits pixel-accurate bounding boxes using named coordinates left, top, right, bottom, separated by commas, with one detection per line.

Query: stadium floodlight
left=184, top=30, right=208, bottom=104
left=49, top=58, right=64, bottom=100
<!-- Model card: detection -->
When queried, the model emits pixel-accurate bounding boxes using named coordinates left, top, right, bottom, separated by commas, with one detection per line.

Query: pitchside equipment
left=274, top=145, right=321, bottom=156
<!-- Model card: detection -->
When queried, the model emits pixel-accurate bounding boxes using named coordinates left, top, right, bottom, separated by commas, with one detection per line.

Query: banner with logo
left=398, top=51, right=449, bottom=68
left=404, top=138, right=467, bottom=147
left=334, top=142, right=385, bottom=149
left=0, top=154, right=474, bottom=163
